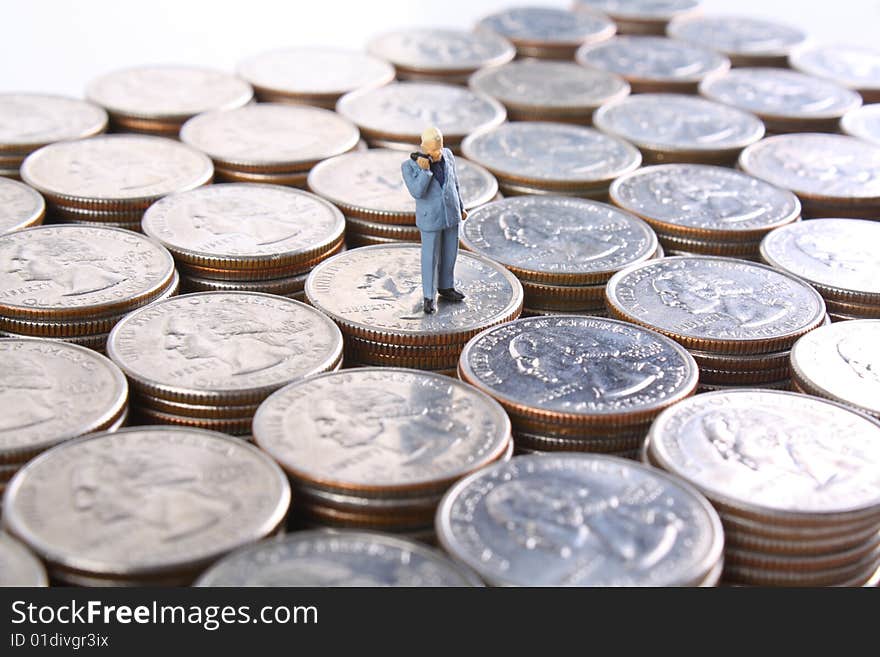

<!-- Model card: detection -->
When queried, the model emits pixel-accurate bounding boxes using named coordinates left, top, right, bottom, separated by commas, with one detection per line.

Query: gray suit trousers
left=420, top=224, right=459, bottom=300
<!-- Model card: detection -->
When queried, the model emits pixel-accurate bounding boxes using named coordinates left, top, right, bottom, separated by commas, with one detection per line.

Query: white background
left=2, top=0, right=878, bottom=97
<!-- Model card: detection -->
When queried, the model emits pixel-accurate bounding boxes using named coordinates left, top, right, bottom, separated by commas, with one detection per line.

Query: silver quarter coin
left=790, top=320, right=880, bottom=419
left=605, top=256, right=827, bottom=354
left=253, top=367, right=511, bottom=494
left=195, top=530, right=482, bottom=586
left=739, top=134, right=880, bottom=215
left=610, top=164, right=801, bottom=240
left=237, top=47, right=395, bottom=99
left=790, top=45, right=880, bottom=102
left=0, top=93, right=107, bottom=152
left=477, top=7, right=616, bottom=52
left=86, top=66, right=253, bottom=121
left=2, top=426, right=290, bottom=580
left=458, top=315, right=698, bottom=424
left=667, top=15, right=806, bottom=66
left=368, top=28, right=514, bottom=73
left=20, top=134, right=213, bottom=207
left=699, top=68, right=862, bottom=132
left=576, top=36, right=729, bottom=92
left=461, top=121, right=641, bottom=188
left=760, top=218, right=880, bottom=304
left=461, top=196, right=657, bottom=283
left=841, top=104, right=880, bottom=147
left=335, top=82, right=506, bottom=144
left=436, top=453, right=723, bottom=586
left=141, top=183, right=345, bottom=268
left=305, top=244, right=523, bottom=345
left=180, top=104, right=360, bottom=171
left=469, top=59, right=629, bottom=117
left=647, top=390, right=880, bottom=523
left=593, top=93, right=764, bottom=163
left=0, top=338, right=127, bottom=459
left=0, top=177, right=45, bottom=234
left=0, top=224, right=176, bottom=320
left=106, top=292, right=343, bottom=403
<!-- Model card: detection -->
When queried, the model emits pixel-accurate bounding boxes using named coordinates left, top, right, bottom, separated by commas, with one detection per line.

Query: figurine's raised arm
left=401, top=157, right=433, bottom=199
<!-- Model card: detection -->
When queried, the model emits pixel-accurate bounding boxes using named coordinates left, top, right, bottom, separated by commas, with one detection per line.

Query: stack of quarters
left=470, top=59, right=630, bottom=125
left=237, top=47, right=396, bottom=109
left=305, top=244, right=523, bottom=375
left=436, top=453, right=725, bottom=586
left=573, top=0, right=703, bottom=36
left=458, top=316, right=698, bottom=456
left=791, top=45, right=880, bottom=103
left=666, top=14, right=806, bottom=67
left=142, top=184, right=345, bottom=300
left=336, top=82, right=506, bottom=152
left=252, top=368, right=513, bottom=541
left=180, top=103, right=361, bottom=188
left=0, top=338, right=129, bottom=498
left=760, top=219, right=880, bottom=322
left=576, top=36, right=730, bottom=94
left=789, top=320, right=880, bottom=419
left=462, top=121, right=641, bottom=199
left=368, top=28, right=514, bottom=85
left=2, top=427, right=291, bottom=585
left=644, top=391, right=880, bottom=586
left=0, top=93, right=107, bottom=179
left=0, top=225, right=179, bottom=352
left=0, top=178, right=45, bottom=234
left=86, top=66, right=254, bottom=136
left=739, top=134, right=880, bottom=218
left=699, top=68, right=861, bottom=135
left=308, top=149, right=497, bottom=249
left=460, top=196, right=661, bottom=317
left=593, top=93, right=764, bottom=166
left=477, top=6, right=615, bottom=60
left=106, top=292, right=343, bottom=435
left=605, top=256, right=828, bottom=391
left=841, top=104, right=880, bottom=146
left=611, top=164, right=801, bottom=261
left=19, top=134, right=213, bottom=231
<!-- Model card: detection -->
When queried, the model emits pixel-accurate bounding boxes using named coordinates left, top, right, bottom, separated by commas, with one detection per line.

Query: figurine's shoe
left=438, top=288, right=465, bottom=302
left=423, top=297, right=436, bottom=314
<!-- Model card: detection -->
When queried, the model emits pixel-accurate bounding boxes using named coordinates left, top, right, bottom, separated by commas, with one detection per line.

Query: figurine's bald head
left=420, top=126, right=443, bottom=161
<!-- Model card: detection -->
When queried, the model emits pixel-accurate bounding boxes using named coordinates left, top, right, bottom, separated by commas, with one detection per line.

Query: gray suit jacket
left=400, top=147, right=464, bottom=232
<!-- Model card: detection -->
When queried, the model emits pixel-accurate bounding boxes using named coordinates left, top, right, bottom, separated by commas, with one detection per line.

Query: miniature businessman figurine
left=400, top=126, right=468, bottom=314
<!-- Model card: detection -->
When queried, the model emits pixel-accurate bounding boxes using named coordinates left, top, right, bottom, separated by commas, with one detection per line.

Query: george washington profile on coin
left=700, top=409, right=871, bottom=489
left=309, top=387, right=466, bottom=464
left=0, top=353, right=56, bottom=432
left=485, top=478, right=684, bottom=568
left=70, top=450, right=241, bottom=542
left=498, top=208, right=625, bottom=262
left=163, top=307, right=304, bottom=376
left=357, top=266, right=422, bottom=304
left=793, top=231, right=874, bottom=274
left=651, top=268, right=791, bottom=328
left=508, top=328, right=664, bottom=399
left=9, top=238, right=128, bottom=296
left=187, top=195, right=302, bottom=247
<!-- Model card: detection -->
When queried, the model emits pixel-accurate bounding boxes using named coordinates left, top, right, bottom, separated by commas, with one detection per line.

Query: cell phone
left=410, top=152, right=430, bottom=161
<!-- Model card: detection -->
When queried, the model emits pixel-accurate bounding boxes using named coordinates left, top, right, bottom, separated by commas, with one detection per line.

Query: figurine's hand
left=416, top=156, right=431, bottom=170
left=461, top=209, right=468, bottom=220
